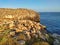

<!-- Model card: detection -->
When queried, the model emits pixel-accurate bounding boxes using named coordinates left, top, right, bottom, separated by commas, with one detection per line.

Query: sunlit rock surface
left=0, top=8, right=54, bottom=45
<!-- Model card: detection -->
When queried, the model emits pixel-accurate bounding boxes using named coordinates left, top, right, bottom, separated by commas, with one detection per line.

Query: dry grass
left=0, top=8, right=40, bottom=22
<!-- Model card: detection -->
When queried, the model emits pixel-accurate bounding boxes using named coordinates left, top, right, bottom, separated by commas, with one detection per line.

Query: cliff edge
left=0, top=8, right=54, bottom=45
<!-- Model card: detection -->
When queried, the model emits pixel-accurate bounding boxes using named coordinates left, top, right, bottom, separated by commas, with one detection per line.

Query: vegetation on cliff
left=0, top=8, right=54, bottom=45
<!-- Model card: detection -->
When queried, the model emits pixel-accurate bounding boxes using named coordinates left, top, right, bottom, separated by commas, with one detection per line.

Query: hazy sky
left=0, top=0, right=60, bottom=12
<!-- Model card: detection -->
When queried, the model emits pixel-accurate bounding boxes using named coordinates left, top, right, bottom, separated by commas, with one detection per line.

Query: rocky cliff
left=0, top=8, right=54, bottom=45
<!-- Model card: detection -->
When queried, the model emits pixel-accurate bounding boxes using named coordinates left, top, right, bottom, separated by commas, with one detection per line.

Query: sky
left=0, top=0, right=60, bottom=12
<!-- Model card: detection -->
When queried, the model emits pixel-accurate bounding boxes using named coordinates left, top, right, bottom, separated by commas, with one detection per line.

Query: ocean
left=40, top=12, right=60, bottom=34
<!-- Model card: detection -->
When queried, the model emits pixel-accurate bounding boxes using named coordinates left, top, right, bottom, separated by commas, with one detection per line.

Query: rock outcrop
left=0, top=8, right=54, bottom=45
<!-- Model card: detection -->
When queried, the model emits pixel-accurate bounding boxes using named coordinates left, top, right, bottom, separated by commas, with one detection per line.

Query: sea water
left=40, top=12, right=60, bottom=34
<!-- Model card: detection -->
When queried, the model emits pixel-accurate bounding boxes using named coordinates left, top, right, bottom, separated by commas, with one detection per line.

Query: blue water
left=40, top=12, right=60, bottom=34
